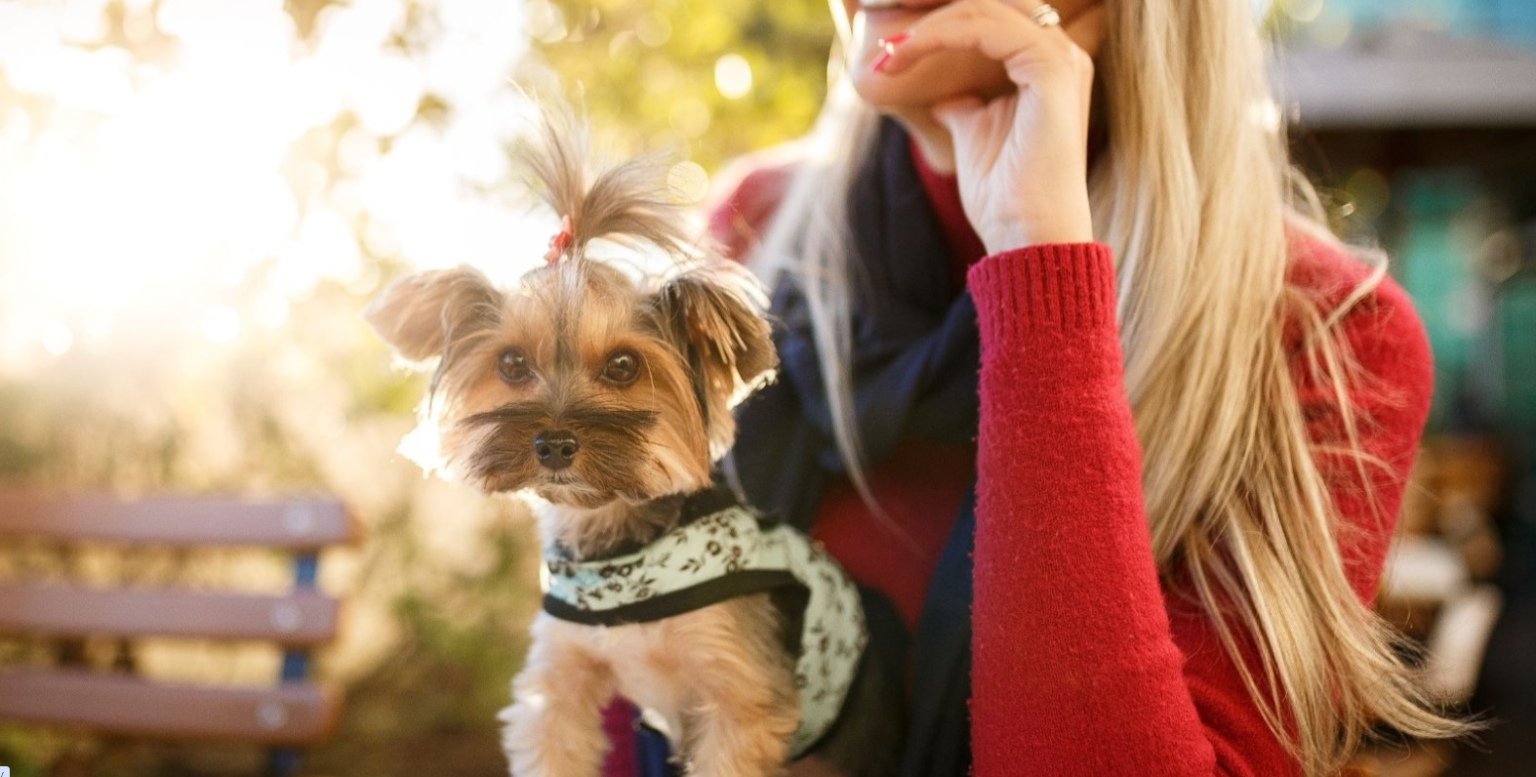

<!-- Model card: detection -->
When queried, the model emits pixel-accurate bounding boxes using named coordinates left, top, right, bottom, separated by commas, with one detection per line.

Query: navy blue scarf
left=637, top=118, right=980, bottom=775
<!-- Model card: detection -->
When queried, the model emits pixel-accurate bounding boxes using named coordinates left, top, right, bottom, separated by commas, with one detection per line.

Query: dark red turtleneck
left=907, top=136, right=990, bottom=288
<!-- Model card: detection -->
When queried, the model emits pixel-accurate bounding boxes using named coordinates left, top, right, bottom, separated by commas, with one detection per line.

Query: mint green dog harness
left=540, top=487, right=868, bottom=758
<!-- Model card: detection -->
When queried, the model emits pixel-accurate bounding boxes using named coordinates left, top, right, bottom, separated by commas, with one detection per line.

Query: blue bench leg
left=266, top=748, right=301, bottom=777
left=268, top=552, right=320, bottom=777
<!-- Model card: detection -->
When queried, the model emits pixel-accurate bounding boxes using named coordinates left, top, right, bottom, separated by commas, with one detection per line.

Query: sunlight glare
left=201, top=306, right=242, bottom=343
left=41, top=321, right=75, bottom=356
left=0, top=0, right=535, bottom=352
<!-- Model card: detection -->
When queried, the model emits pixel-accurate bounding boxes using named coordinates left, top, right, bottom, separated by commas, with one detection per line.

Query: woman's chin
left=846, top=50, right=1012, bottom=112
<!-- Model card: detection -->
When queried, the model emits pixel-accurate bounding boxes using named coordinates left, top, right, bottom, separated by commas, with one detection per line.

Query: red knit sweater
left=962, top=247, right=1423, bottom=777
left=686, top=149, right=1434, bottom=777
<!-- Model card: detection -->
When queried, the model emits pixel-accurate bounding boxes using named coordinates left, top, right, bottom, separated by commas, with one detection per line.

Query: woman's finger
left=993, top=0, right=1108, bottom=56
left=1059, top=3, right=1105, bottom=127
left=988, top=1, right=1103, bottom=131
left=930, top=94, right=992, bottom=146
left=932, top=95, right=987, bottom=127
left=873, top=0, right=1059, bottom=76
left=931, top=93, right=1014, bottom=175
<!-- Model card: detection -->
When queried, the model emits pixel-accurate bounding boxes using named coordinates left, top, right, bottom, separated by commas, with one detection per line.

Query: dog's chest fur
left=528, top=593, right=794, bottom=745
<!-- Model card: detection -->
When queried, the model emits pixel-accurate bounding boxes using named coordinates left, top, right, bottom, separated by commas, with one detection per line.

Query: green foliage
left=525, top=0, right=834, bottom=169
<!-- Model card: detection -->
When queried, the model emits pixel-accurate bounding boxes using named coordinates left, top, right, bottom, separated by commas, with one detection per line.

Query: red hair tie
left=544, top=215, right=574, bottom=266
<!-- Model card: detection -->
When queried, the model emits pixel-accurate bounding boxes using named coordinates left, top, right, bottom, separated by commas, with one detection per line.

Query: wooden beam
left=0, top=669, right=339, bottom=745
left=0, top=584, right=340, bottom=646
left=0, top=493, right=356, bottom=550
left=1276, top=28, right=1536, bottom=129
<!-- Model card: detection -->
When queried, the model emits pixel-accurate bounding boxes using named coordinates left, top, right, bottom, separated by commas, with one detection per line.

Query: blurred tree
left=0, top=1, right=837, bottom=774
left=523, top=0, right=834, bottom=170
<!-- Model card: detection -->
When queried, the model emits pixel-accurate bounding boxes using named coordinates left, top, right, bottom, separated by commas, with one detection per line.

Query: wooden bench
left=0, top=492, right=357, bottom=775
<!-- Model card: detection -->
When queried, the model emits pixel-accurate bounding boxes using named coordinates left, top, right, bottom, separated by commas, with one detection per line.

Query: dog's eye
left=497, top=347, right=533, bottom=385
left=601, top=349, right=641, bottom=387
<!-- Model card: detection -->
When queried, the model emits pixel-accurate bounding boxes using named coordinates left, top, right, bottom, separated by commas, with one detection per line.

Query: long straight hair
left=746, top=2, right=1468, bottom=774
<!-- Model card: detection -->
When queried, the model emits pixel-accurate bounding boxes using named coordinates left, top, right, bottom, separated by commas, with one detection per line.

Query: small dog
left=365, top=107, right=899, bottom=777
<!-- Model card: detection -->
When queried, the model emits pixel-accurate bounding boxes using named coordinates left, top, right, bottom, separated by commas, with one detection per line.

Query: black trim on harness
left=542, top=569, right=803, bottom=626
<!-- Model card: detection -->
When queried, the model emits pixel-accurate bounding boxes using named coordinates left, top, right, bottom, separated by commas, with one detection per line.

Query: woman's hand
left=873, top=0, right=1106, bottom=253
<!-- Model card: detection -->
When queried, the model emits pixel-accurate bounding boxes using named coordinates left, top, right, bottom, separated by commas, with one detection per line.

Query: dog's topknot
left=515, top=99, right=695, bottom=262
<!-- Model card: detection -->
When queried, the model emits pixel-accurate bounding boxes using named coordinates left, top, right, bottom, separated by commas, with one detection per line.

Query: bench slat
left=0, top=669, right=338, bottom=744
left=0, top=493, right=355, bottom=549
left=0, top=584, right=339, bottom=646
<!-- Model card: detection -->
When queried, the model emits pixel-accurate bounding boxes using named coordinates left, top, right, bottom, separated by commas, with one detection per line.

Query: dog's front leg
left=678, top=600, right=800, bottom=777
left=500, top=615, right=616, bottom=777
left=682, top=645, right=800, bottom=777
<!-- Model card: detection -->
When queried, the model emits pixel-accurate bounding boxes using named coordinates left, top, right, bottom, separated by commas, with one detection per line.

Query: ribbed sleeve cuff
left=966, top=242, right=1117, bottom=343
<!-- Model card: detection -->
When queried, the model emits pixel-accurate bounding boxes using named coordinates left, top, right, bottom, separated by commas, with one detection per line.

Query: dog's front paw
left=498, top=699, right=606, bottom=777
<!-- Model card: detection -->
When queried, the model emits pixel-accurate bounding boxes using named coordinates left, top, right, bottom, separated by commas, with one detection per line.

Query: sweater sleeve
left=964, top=242, right=1433, bottom=777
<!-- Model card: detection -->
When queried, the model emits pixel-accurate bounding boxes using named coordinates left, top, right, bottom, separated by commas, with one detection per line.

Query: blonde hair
left=746, top=2, right=1469, bottom=774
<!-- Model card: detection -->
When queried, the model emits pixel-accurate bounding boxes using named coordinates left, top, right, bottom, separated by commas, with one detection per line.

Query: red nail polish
left=872, top=31, right=909, bottom=72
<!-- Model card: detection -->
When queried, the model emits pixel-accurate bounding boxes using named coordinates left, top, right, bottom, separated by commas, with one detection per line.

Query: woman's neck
left=890, top=107, right=956, bottom=174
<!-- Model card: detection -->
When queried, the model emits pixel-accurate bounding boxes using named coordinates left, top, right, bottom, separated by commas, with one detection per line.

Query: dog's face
left=366, top=258, right=775, bottom=508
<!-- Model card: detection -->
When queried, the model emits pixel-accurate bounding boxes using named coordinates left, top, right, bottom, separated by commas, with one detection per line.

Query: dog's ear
left=652, top=261, right=777, bottom=458
left=653, top=261, right=777, bottom=403
left=364, top=266, right=502, bottom=365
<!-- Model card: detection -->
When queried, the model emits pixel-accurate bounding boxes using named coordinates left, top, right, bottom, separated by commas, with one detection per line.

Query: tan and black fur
left=365, top=102, right=899, bottom=776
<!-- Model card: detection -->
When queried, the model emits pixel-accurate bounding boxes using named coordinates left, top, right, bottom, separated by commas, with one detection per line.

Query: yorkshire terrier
left=365, top=106, right=900, bottom=777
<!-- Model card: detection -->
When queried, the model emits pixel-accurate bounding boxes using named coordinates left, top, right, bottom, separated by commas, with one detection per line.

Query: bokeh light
left=0, top=0, right=558, bottom=378
left=714, top=52, right=753, bottom=99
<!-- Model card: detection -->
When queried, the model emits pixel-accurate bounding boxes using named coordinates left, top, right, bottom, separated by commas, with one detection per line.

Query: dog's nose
left=533, top=430, right=579, bottom=471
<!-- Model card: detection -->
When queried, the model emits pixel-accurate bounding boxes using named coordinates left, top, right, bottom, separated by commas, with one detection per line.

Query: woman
left=608, top=0, right=1468, bottom=774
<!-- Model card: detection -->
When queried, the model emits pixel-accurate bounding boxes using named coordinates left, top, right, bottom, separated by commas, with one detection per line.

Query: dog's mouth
left=528, top=469, right=585, bottom=497
left=457, top=401, right=661, bottom=503
left=464, top=456, right=594, bottom=500
left=534, top=477, right=645, bottom=509
left=468, top=449, right=654, bottom=507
